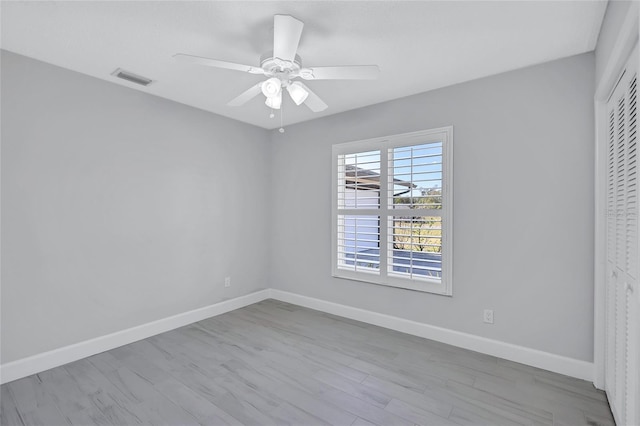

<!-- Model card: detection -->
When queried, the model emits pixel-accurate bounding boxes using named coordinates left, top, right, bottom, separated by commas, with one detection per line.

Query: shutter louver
left=606, top=100, right=618, bottom=400
left=390, top=216, right=442, bottom=279
left=626, top=75, right=637, bottom=279
left=337, top=215, right=381, bottom=273
left=624, top=74, right=639, bottom=425
left=617, top=95, right=627, bottom=270
left=608, top=109, right=616, bottom=262
left=613, top=86, right=627, bottom=416
left=336, top=151, right=381, bottom=275
left=338, top=151, right=381, bottom=210
left=603, top=47, right=640, bottom=426
left=389, top=143, right=443, bottom=280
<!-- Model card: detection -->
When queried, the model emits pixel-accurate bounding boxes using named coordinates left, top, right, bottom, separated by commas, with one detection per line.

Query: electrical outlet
left=483, top=309, right=494, bottom=324
left=224, top=277, right=231, bottom=288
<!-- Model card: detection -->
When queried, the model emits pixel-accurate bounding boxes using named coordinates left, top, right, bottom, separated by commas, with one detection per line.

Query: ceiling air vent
left=111, top=68, right=153, bottom=86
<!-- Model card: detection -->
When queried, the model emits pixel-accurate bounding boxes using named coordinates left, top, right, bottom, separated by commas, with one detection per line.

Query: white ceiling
left=1, top=1, right=607, bottom=130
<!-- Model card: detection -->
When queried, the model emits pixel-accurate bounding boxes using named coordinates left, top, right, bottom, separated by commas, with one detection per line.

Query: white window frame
left=332, top=127, right=453, bottom=296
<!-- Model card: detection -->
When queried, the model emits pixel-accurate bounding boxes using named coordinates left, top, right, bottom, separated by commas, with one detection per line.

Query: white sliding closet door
left=605, top=43, right=640, bottom=426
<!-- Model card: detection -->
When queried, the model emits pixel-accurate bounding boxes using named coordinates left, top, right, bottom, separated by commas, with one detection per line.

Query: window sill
left=332, top=269, right=452, bottom=296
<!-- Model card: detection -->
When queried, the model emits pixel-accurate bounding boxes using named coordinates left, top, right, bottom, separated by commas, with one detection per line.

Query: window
left=332, top=127, right=453, bottom=295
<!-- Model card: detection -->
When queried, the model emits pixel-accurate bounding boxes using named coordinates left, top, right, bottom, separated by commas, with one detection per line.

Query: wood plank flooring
left=1, top=299, right=615, bottom=425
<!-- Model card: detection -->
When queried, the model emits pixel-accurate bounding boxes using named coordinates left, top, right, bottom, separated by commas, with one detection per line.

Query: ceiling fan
left=173, top=14, right=380, bottom=112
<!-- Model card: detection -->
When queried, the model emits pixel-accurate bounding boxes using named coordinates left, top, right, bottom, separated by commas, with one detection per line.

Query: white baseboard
left=1, top=288, right=594, bottom=385
left=0, top=289, right=271, bottom=384
left=269, top=289, right=594, bottom=382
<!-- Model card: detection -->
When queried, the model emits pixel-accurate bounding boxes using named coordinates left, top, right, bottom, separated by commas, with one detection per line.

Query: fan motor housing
left=260, top=51, right=302, bottom=75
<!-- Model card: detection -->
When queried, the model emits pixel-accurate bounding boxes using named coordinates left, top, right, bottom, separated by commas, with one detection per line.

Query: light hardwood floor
left=1, top=299, right=614, bottom=425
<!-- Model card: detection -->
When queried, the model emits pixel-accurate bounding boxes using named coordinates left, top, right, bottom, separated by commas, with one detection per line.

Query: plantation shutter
left=332, top=127, right=453, bottom=295
left=389, top=143, right=443, bottom=279
left=335, top=150, right=382, bottom=275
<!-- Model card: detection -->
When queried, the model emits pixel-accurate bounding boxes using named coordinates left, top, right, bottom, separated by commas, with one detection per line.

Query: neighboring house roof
left=345, top=165, right=415, bottom=191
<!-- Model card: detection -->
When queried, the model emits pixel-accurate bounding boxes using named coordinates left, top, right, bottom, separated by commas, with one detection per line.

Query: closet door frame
left=594, top=2, right=639, bottom=391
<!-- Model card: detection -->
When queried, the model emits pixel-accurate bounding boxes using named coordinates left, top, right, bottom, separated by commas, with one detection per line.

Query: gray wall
left=595, top=0, right=634, bottom=86
left=2, top=49, right=596, bottom=365
left=1, top=51, right=270, bottom=363
left=269, top=53, right=595, bottom=361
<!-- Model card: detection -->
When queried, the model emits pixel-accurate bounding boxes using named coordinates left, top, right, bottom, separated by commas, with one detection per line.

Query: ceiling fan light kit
left=174, top=14, right=380, bottom=116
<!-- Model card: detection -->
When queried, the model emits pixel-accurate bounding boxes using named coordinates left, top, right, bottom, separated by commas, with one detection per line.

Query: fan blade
left=299, top=65, right=380, bottom=80
left=296, top=82, right=328, bottom=112
left=228, top=83, right=263, bottom=106
left=173, top=53, right=265, bottom=75
left=273, top=15, right=304, bottom=62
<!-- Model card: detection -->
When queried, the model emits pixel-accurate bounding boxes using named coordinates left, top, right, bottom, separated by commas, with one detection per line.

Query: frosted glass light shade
left=261, top=78, right=281, bottom=98
left=265, top=91, right=282, bottom=109
left=287, top=82, right=309, bottom=105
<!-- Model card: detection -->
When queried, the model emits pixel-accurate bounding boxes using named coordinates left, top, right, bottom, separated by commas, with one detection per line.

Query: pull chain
left=279, top=102, right=285, bottom=133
